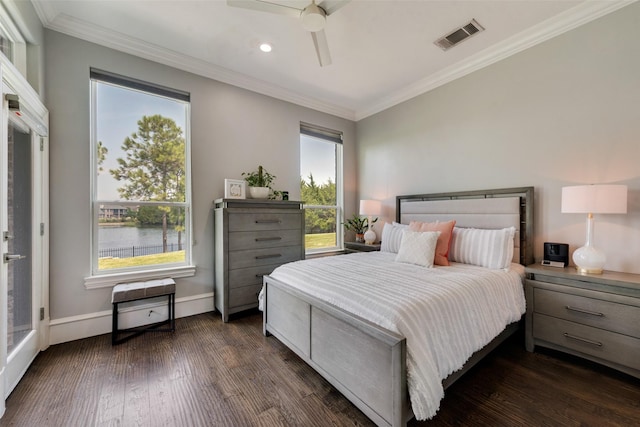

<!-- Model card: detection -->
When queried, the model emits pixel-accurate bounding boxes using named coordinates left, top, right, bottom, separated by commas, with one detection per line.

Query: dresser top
left=526, top=264, right=640, bottom=291
left=214, top=198, right=303, bottom=209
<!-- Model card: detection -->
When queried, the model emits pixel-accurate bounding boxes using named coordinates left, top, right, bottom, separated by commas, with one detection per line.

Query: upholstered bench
left=111, top=278, right=176, bottom=345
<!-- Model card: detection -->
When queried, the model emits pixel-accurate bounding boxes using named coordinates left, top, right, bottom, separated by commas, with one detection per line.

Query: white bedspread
left=265, top=251, right=526, bottom=420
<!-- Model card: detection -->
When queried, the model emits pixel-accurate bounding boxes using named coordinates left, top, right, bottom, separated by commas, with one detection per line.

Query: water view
left=99, top=226, right=182, bottom=258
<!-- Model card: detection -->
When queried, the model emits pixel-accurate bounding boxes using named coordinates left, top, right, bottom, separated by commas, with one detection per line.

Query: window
left=0, top=6, right=27, bottom=74
left=90, top=69, right=192, bottom=277
left=300, top=123, right=343, bottom=253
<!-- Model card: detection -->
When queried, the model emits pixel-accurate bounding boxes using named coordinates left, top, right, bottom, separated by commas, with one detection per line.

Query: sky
left=96, top=80, right=335, bottom=200
left=300, top=134, right=336, bottom=186
left=95, top=81, right=187, bottom=201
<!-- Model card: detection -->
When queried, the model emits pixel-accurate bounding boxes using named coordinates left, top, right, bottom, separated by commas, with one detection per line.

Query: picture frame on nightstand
left=224, top=179, right=246, bottom=199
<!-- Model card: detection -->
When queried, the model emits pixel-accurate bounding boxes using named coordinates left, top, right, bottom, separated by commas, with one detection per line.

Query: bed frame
left=262, top=187, right=534, bottom=426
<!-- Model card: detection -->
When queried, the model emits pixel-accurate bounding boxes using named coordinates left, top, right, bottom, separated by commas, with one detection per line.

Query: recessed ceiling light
left=259, top=43, right=272, bottom=53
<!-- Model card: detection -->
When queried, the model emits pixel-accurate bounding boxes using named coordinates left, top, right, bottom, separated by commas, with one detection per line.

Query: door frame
left=0, top=56, right=49, bottom=416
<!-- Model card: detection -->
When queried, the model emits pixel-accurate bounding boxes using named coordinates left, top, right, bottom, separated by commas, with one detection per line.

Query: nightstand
left=345, top=242, right=381, bottom=253
left=525, top=264, right=640, bottom=379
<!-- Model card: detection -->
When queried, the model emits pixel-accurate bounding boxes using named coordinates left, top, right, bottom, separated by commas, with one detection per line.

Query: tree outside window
left=300, top=128, right=343, bottom=252
left=91, top=70, right=191, bottom=274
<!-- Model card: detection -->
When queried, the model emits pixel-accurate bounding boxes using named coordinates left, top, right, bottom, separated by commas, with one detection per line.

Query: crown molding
left=33, top=4, right=356, bottom=120
left=32, top=0, right=635, bottom=123
left=354, top=0, right=636, bottom=120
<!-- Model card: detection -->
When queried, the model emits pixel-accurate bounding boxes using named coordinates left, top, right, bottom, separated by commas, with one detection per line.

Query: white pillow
left=395, top=230, right=440, bottom=268
left=380, top=222, right=409, bottom=253
left=449, top=226, right=515, bottom=269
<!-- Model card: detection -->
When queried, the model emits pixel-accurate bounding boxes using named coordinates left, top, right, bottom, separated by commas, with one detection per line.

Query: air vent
left=434, top=19, right=484, bottom=51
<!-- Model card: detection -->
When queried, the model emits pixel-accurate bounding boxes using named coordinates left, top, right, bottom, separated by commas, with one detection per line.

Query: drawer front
left=229, top=212, right=301, bottom=232
left=229, top=246, right=302, bottom=270
left=533, top=314, right=640, bottom=371
left=228, top=229, right=302, bottom=251
left=534, top=288, right=640, bottom=338
left=229, top=284, right=262, bottom=309
left=228, top=264, right=280, bottom=288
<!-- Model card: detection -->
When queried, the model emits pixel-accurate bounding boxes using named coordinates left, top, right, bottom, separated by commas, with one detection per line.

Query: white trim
left=0, top=51, right=46, bottom=131
left=5, top=330, right=38, bottom=395
left=32, top=0, right=635, bottom=121
left=38, top=133, right=49, bottom=351
left=1, top=0, right=37, bottom=43
left=48, top=292, right=213, bottom=345
left=0, top=1, right=27, bottom=75
left=84, top=265, right=196, bottom=289
left=0, top=51, right=49, bottom=407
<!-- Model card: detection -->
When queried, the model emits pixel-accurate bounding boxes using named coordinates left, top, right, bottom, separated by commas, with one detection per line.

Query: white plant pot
left=248, top=186, right=269, bottom=199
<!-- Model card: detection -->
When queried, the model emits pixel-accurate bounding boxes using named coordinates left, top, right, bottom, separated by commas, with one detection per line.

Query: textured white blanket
left=266, top=251, right=526, bottom=420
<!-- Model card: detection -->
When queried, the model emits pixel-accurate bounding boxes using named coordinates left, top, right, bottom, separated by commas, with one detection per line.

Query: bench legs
left=112, top=293, right=176, bottom=345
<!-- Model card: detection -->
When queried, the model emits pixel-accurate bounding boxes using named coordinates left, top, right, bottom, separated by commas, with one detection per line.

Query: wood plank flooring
left=3, top=311, right=639, bottom=426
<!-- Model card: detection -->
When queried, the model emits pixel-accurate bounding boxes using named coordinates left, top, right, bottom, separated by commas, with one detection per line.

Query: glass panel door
left=6, top=121, right=32, bottom=355
left=3, top=114, right=40, bottom=399
left=0, top=63, right=49, bottom=411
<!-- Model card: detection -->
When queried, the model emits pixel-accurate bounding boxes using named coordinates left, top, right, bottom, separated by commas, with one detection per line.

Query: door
left=0, top=61, right=49, bottom=417
left=2, top=118, right=40, bottom=396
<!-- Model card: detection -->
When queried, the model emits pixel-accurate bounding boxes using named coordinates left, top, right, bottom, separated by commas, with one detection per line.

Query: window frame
left=86, top=70, right=194, bottom=287
left=0, top=2, right=27, bottom=75
left=300, top=123, right=344, bottom=255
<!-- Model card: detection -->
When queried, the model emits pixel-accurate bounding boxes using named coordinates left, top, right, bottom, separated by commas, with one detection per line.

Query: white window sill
left=305, top=248, right=345, bottom=259
left=84, top=265, right=196, bottom=289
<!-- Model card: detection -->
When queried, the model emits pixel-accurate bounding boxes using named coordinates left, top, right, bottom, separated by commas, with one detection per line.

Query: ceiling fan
left=227, top=0, right=351, bottom=67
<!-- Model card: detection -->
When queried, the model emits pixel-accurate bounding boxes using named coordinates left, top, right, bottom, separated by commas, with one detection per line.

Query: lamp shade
left=561, top=185, right=627, bottom=214
left=359, top=199, right=381, bottom=216
left=561, top=184, right=627, bottom=274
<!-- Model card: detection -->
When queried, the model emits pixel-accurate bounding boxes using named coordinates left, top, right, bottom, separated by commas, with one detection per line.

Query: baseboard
left=48, top=292, right=214, bottom=345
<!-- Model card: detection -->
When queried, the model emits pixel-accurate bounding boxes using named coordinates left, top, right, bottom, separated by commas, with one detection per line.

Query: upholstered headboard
left=396, top=187, right=534, bottom=266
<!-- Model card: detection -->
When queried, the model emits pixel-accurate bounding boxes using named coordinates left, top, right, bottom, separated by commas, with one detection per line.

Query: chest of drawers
left=525, top=265, right=640, bottom=378
left=214, top=198, right=304, bottom=322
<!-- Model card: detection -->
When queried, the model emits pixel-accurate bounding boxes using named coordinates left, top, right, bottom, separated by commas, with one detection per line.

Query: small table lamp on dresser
left=561, top=184, right=627, bottom=274
left=359, top=199, right=381, bottom=245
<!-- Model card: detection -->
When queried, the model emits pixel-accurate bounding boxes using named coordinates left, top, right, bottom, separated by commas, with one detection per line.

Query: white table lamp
left=359, top=199, right=381, bottom=245
left=561, top=184, right=627, bottom=274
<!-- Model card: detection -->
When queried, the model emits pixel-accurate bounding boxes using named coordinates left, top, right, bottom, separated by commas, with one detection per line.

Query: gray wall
left=44, top=30, right=356, bottom=320
left=356, top=3, right=640, bottom=274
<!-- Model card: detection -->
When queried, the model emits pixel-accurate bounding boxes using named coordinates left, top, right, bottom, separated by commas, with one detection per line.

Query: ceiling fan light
left=301, top=3, right=326, bottom=32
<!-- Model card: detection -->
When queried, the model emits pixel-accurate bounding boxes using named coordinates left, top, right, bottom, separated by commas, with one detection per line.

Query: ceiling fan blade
left=318, top=0, right=351, bottom=15
left=311, top=30, right=331, bottom=67
left=227, top=0, right=302, bottom=18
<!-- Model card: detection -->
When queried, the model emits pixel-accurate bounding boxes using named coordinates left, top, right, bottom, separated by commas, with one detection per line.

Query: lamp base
left=364, top=229, right=376, bottom=245
left=575, top=266, right=603, bottom=275
left=572, top=245, right=605, bottom=275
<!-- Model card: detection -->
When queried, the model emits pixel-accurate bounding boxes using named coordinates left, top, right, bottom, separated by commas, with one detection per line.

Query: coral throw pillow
left=409, top=220, right=456, bottom=266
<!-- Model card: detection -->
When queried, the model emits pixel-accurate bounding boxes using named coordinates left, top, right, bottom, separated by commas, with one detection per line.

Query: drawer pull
left=565, top=306, right=604, bottom=317
left=255, top=237, right=282, bottom=242
left=563, top=333, right=603, bottom=347
left=255, top=254, right=281, bottom=260
left=255, top=219, right=281, bottom=224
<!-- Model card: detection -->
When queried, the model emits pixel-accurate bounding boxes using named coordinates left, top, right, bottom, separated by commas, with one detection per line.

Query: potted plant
left=343, top=214, right=377, bottom=243
left=242, top=165, right=276, bottom=199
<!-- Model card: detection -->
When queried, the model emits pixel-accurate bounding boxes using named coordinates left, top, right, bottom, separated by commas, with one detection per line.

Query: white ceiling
left=31, top=0, right=634, bottom=120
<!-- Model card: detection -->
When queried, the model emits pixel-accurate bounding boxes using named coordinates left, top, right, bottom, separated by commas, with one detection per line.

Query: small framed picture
left=224, top=179, right=246, bottom=199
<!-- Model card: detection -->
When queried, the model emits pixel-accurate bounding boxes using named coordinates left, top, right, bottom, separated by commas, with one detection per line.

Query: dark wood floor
left=3, top=311, right=639, bottom=426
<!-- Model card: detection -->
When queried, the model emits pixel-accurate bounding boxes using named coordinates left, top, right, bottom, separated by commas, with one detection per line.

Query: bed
left=261, top=187, right=534, bottom=426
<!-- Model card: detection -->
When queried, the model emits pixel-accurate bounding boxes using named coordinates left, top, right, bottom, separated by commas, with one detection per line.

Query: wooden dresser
left=525, top=265, right=640, bottom=379
left=214, top=198, right=304, bottom=322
